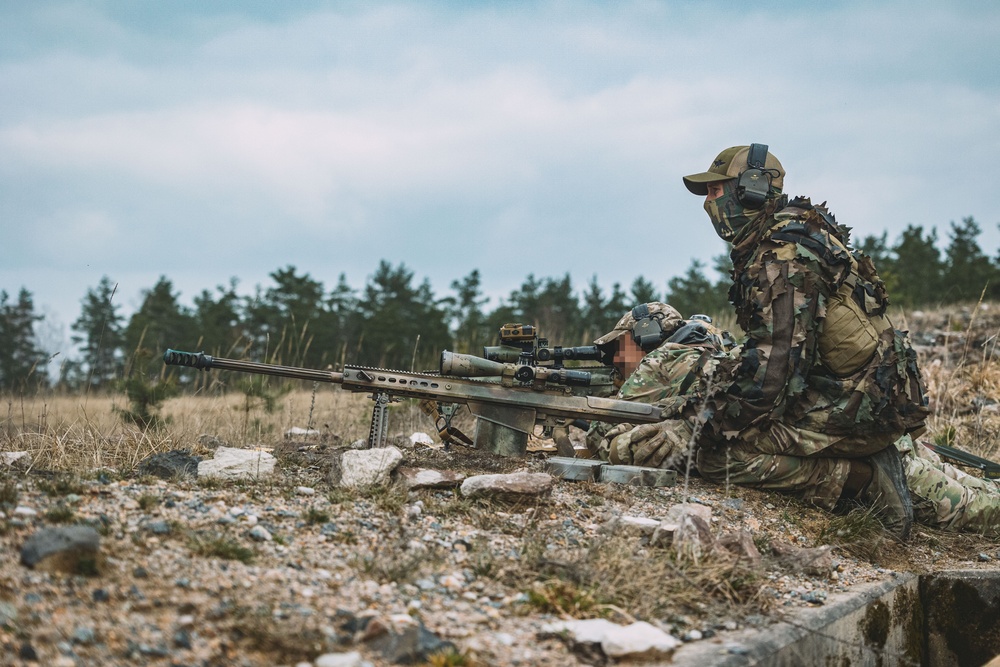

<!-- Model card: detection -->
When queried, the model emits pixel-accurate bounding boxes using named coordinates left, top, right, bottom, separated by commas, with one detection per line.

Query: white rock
left=249, top=526, right=272, bottom=542
left=651, top=522, right=680, bottom=547
left=1, top=451, right=28, bottom=466
left=388, top=613, right=417, bottom=628
left=13, top=506, right=37, bottom=517
left=664, top=502, right=712, bottom=524
left=409, top=432, right=435, bottom=446
left=295, top=486, right=316, bottom=496
left=541, top=619, right=679, bottom=659
left=495, top=632, right=515, bottom=646
left=460, top=472, right=554, bottom=498
left=441, top=573, right=465, bottom=592
left=314, top=652, right=363, bottom=667
left=399, top=467, right=466, bottom=489
left=613, top=515, right=662, bottom=536
left=338, top=446, right=404, bottom=488
left=197, top=447, right=276, bottom=480
left=286, top=426, right=320, bottom=437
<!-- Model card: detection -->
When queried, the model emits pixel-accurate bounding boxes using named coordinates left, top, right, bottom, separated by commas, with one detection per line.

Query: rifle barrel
left=163, top=349, right=344, bottom=385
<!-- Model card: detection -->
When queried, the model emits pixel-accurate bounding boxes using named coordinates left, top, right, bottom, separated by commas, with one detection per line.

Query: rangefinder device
left=499, top=323, right=536, bottom=343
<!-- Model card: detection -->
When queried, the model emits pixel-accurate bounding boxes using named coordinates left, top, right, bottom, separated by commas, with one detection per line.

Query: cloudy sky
left=2, top=0, right=999, bottom=357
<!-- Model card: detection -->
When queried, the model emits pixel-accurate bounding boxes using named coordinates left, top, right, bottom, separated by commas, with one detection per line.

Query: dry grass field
left=0, top=385, right=438, bottom=472
left=1, top=301, right=998, bottom=473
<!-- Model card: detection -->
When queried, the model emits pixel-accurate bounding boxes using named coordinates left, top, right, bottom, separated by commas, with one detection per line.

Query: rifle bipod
left=365, top=391, right=395, bottom=448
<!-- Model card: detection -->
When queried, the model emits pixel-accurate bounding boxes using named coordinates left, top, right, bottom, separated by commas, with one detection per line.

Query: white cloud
left=0, top=0, right=998, bottom=339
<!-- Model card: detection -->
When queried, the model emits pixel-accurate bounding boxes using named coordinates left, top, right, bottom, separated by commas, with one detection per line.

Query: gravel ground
left=3, top=439, right=1000, bottom=667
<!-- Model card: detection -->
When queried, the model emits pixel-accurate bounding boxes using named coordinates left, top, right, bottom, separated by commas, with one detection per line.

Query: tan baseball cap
left=594, top=302, right=684, bottom=346
left=683, top=145, right=785, bottom=196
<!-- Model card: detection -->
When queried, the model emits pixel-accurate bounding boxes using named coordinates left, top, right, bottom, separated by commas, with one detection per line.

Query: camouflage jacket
left=690, top=196, right=929, bottom=447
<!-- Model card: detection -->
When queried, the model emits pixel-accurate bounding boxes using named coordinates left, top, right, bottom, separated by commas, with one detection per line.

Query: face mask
left=703, top=187, right=760, bottom=241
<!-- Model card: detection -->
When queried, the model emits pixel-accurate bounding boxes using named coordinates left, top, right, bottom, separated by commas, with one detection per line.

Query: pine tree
left=193, top=278, right=244, bottom=358
left=887, top=225, right=944, bottom=307
left=0, top=288, right=49, bottom=390
left=354, top=261, right=450, bottom=369
left=445, top=269, right=490, bottom=354
left=68, top=276, right=125, bottom=390
left=665, top=259, right=731, bottom=320
left=858, top=232, right=900, bottom=300
left=506, top=274, right=582, bottom=344
left=243, top=266, right=326, bottom=364
left=124, top=276, right=198, bottom=378
left=942, top=217, right=995, bottom=302
left=629, top=276, right=659, bottom=306
left=581, top=277, right=634, bottom=342
left=317, top=273, right=358, bottom=368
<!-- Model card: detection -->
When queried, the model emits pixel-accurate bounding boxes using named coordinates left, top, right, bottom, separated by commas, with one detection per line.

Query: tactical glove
left=605, top=420, right=693, bottom=469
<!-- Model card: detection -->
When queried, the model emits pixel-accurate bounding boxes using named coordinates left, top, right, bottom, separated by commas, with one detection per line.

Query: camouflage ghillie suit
left=686, top=197, right=929, bottom=509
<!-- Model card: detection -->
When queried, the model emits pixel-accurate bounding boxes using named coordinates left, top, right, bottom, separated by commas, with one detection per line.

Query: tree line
left=2, top=216, right=998, bottom=393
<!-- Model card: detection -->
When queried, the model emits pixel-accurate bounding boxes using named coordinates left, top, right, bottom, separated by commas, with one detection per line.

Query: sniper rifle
left=163, top=349, right=660, bottom=457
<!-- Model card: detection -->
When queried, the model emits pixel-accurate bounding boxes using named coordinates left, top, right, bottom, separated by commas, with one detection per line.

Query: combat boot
left=861, top=446, right=913, bottom=541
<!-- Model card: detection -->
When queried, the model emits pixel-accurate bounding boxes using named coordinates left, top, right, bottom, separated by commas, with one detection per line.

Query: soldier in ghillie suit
left=597, top=145, right=932, bottom=541
left=591, top=305, right=1000, bottom=537
left=681, top=145, right=930, bottom=540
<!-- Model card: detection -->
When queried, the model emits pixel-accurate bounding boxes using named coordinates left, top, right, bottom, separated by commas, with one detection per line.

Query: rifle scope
left=441, top=351, right=592, bottom=387
left=535, top=345, right=603, bottom=363
left=512, top=365, right=591, bottom=387
left=483, top=345, right=523, bottom=363
left=483, top=344, right=605, bottom=365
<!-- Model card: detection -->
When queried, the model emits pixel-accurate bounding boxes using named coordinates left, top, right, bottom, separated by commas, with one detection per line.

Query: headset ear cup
left=736, top=167, right=770, bottom=208
left=737, top=143, right=772, bottom=208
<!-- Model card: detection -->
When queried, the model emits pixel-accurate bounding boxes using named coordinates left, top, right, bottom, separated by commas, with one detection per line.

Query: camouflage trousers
left=589, top=418, right=878, bottom=510
left=899, top=436, right=1000, bottom=536
left=694, top=422, right=892, bottom=511
left=591, top=419, right=1000, bottom=533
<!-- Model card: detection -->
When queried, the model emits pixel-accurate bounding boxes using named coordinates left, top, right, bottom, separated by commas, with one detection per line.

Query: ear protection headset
left=735, top=143, right=774, bottom=209
left=630, top=304, right=670, bottom=350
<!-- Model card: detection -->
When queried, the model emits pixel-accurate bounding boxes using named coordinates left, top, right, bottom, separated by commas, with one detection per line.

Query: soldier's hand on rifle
left=604, top=420, right=691, bottom=469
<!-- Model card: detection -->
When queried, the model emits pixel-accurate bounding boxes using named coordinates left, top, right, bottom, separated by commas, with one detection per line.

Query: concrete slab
left=545, top=456, right=605, bottom=481
left=599, top=464, right=677, bottom=487
left=922, top=569, right=1000, bottom=667
left=666, top=573, right=922, bottom=666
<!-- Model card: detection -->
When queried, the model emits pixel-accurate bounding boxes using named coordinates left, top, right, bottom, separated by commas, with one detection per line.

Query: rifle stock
left=164, top=349, right=660, bottom=457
